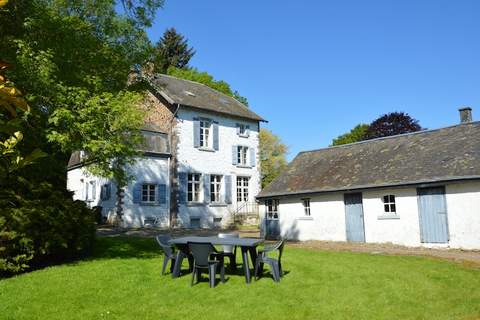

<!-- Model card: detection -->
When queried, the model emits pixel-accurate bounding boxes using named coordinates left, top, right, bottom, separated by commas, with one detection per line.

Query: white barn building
left=67, top=74, right=265, bottom=228
left=257, top=108, right=480, bottom=250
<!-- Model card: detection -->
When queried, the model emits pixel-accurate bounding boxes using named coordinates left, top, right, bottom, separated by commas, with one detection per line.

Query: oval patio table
left=169, top=236, right=264, bottom=284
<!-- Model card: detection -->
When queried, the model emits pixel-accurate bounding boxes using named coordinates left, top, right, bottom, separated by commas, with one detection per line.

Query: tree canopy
left=331, top=112, right=423, bottom=146
left=152, top=27, right=196, bottom=73
left=259, top=128, right=288, bottom=188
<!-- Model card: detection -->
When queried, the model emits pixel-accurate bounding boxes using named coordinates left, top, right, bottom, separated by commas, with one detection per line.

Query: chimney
left=459, top=107, right=472, bottom=123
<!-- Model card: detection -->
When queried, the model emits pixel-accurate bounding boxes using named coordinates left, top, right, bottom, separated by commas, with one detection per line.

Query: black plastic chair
left=155, top=235, right=176, bottom=275
left=254, top=239, right=285, bottom=282
left=218, top=233, right=239, bottom=272
left=188, top=242, right=225, bottom=288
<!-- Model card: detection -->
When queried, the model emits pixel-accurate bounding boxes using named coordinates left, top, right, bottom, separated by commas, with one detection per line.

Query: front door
left=265, top=199, right=280, bottom=239
left=344, top=193, right=365, bottom=242
left=417, top=187, right=449, bottom=243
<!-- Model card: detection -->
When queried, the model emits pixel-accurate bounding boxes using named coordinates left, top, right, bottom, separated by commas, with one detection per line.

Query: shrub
left=0, top=181, right=95, bottom=277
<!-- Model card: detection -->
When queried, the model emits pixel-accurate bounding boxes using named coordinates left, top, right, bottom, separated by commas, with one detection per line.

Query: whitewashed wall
left=67, top=156, right=169, bottom=228
left=445, top=180, right=480, bottom=249
left=175, top=108, right=261, bottom=228
left=259, top=181, right=480, bottom=249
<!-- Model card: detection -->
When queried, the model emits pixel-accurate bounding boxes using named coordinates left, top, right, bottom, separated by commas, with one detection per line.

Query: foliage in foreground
left=0, top=237, right=479, bottom=320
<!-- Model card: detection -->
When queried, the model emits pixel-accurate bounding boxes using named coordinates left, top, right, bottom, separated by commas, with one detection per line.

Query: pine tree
left=153, top=28, right=195, bottom=73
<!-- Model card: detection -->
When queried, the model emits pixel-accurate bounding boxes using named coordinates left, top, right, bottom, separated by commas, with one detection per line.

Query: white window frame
left=302, top=198, right=311, bottom=216
left=237, top=146, right=248, bottom=166
left=199, top=120, right=211, bottom=148
left=188, top=173, right=202, bottom=202
left=383, top=195, right=396, bottom=214
left=141, top=184, right=157, bottom=203
left=236, top=176, right=249, bottom=202
left=265, top=199, right=279, bottom=219
left=210, top=175, right=222, bottom=203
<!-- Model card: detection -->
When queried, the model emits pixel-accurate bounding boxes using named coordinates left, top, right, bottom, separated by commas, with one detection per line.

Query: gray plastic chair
left=254, top=239, right=285, bottom=282
left=218, top=233, right=239, bottom=271
left=155, top=235, right=176, bottom=275
left=188, top=242, right=225, bottom=288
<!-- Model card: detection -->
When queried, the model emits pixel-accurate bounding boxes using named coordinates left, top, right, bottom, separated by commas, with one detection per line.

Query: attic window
left=184, top=90, right=196, bottom=97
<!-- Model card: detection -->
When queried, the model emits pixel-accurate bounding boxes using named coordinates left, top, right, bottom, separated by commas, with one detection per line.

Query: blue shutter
left=132, top=182, right=142, bottom=204
left=178, top=172, right=188, bottom=204
left=203, top=174, right=210, bottom=203
left=236, top=124, right=240, bottom=135
left=249, top=147, right=256, bottom=167
left=213, top=123, right=219, bottom=151
left=92, top=182, right=96, bottom=200
left=232, top=145, right=238, bottom=165
left=193, top=119, right=200, bottom=148
left=157, top=184, right=167, bottom=205
left=246, top=125, right=250, bottom=137
left=225, top=175, right=232, bottom=204
left=106, top=183, right=111, bottom=200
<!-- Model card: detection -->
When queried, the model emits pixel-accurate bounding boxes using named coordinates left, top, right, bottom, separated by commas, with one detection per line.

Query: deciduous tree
left=259, top=129, right=288, bottom=188
left=365, top=112, right=423, bottom=140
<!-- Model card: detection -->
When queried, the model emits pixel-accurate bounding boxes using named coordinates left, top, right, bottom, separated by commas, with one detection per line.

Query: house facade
left=257, top=108, right=480, bottom=250
left=67, top=74, right=264, bottom=228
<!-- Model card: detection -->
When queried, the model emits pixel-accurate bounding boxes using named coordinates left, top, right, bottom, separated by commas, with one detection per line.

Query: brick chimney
left=459, top=107, right=472, bottom=123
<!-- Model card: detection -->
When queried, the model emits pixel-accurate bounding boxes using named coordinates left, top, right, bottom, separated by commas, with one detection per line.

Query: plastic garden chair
left=155, top=235, right=176, bottom=275
left=188, top=242, right=225, bottom=288
left=254, top=239, right=285, bottom=282
left=218, top=233, right=239, bottom=272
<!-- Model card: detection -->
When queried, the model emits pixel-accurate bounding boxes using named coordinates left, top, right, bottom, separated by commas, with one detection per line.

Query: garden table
left=169, top=236, right=264, bottom=284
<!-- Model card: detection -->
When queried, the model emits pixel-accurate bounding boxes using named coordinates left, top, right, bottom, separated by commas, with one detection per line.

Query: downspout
left=168, top=103, right=181, bottom=228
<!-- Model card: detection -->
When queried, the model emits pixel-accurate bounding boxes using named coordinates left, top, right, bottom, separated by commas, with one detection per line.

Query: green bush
left=0, top=181, right=95, bottom=276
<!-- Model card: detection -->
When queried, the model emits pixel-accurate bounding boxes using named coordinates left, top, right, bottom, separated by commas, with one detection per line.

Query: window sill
left=209, top=203, right=228, bottom=207
left=238, top=134, right=250, bottom=138
left=377, top=214, right=400, bottom=220
left=297, top=216, right=313, bottom=221
left=186, top=202, right=204, bottom=207
left=236, top=164, right=253, bottom=169
left=197, top=147, right=216, bottom=152
left=140, top=202, right=161, bottom=206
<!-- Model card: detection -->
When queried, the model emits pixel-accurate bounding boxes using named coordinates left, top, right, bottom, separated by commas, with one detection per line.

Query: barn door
left=417, top=187, right=449, bottom=243
left=344, top=193, right=365, bottom=242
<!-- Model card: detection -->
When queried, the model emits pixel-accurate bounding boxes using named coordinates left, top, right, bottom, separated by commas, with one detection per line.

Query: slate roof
left=148, top=74, right=265, bottom=122
left=67, top=131, right=170, bottom=169
left=257, top=122, right=480, bottom=198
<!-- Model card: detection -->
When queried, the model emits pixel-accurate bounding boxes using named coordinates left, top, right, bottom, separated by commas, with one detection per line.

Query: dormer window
left=199, top=120, right=211, bottom=148
left=236, top=123, right=250, bottom=137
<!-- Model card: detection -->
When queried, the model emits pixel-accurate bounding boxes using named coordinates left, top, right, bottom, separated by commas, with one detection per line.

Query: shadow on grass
left=91, top=237, right=161, bottom=260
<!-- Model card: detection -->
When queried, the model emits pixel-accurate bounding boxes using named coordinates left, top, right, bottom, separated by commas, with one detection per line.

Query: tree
left=167, top=67, right=249, bottom=106
left=365, top=112, right=423, bottom=140
left=152, top=28, right=196, bottom=73
left=331, top=124, right=369, bottom=146
left=259, top=129, right=288, bottom=188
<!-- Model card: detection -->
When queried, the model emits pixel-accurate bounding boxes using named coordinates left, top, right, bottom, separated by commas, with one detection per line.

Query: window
left=142, top=184, right=156, bottom=203
left=265, top=199, right=279, bottom=219
left=213, top=217, right=222, bottom=228
left=237, top=146, right=248, bottom=166
left=302, top=199, right=311, bottom=216
left=100, top=183, right=111, bottom=201
left=188, top=173, right=201, bottom=202
left=190, top=217, right=200, bottom=228
left=236, top=176, right=249, bottom=202
left=210, top=175, right=222, bottom=203
left=199, top=120, right=211, bottom=148
left=86, top=181, right=96, bottom=201
left=383, top=195, right=396, bottom=213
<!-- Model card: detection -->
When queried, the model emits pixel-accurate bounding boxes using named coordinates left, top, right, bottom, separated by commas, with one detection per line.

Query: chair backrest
left=277, top=239, right=285, bottom=263
left=218, top=233, right=239, bottom=253
left=156, top=235, right=174, bottom=257
left=188, top=242, right=215, bottom=268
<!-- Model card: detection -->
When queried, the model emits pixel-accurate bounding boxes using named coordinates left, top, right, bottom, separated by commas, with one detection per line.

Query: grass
left=1, top=237, right=480, bottom=320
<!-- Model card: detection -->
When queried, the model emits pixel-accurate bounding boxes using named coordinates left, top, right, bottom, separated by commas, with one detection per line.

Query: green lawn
left=1, top=237, right=479, bottom=320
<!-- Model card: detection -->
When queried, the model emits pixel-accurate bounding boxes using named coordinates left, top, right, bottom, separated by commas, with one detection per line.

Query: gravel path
left=97, top=226, right=480, bottom=267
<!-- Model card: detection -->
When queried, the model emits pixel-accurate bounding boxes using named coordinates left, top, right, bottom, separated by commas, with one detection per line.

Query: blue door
left=417, top=187, right=449, bottom=243
left=344, top=193, right=365, bottom=242
left=265, top=199, right=280, bottom=239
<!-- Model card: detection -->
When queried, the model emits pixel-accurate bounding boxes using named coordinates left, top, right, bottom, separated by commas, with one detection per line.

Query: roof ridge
left=152, top=73, right=251, bottom=111
left=299, top=120, right=480, bottom=155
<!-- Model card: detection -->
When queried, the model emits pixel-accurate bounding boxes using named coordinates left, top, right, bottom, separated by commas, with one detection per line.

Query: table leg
left=248, top=247, right=258, bottom=267
left=241, top=246, right=251, bottom=284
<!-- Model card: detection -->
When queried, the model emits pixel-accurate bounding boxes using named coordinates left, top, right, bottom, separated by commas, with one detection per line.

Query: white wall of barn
left=175, top=108, right=261, bottom=228
left=259, top=181, right=480, bottom=249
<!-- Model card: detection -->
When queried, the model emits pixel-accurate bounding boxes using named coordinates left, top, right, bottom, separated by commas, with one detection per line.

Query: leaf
left=0, top=0, right=7, bottom=8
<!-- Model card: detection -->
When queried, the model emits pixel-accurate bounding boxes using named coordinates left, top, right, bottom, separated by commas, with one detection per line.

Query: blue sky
left=147, top=0, right=480, bottom=160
